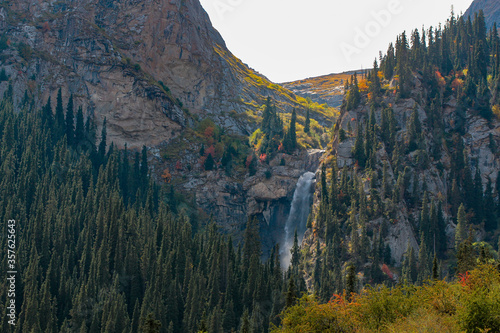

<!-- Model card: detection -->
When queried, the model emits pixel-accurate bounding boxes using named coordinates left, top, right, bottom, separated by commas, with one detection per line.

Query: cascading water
left=280, top=172, right=315, bottom=269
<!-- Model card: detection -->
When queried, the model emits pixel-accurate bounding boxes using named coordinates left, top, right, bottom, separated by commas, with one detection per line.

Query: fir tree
left=285, top=278, right=297, bottom=308
left=304, top=108, right=310, bottom=133
left=432, top=253, right=439, bottom=280
left=455, top=204, right=468, bottom=250
left=55, top=88, right=65, bottom=137
left=204, top=153, right=215, bottom=171
left=97, top=117, right=107, bottom=164
left=65, top=94, right=74, bottom=146
left=352, top=123, right=366, bottom=167
left=290, top=229, right=300, bottom=271
left=345, top=264, right=357, bottom=299
left=75, top=106, right=85, bottom=146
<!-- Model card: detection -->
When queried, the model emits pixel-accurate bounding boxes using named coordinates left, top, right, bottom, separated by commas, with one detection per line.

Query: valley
left=0, top=0, right=499, bottom=332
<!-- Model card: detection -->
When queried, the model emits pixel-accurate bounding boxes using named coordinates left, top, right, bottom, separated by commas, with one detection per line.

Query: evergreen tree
left=484, top=179, right=496, bottom=231
left=346, top=74, right=361, bottom=110
left=284, top=109, right=297, bottom=152
left=204, top=153, right=215, bottom=171
left=369, top=59, right=381, bottom=101
left=55, top=88, right=65, bottom=137
left=456, top=231, right=476, bottom=274
left=304, top=108, right=310, bottom=133
left=402, top=244, right=417, bottom=283
left=285, top=278, right=297, bottom=308
left=140, top=313, right=161, bottom=333
left=432, top=253, right=439, bottom=280
left=455, top=204, right=468, bottom=250
left=65, top=94, right=74, bottom=146
left=345, top=264, right=357, bottom=298
left=75, top=106, right=85, bottom=146
left=352, top=123, right=366, bottom=167
left=290, top=229, right=300, bottom=271
left=97, top=117, right=107, bottom=164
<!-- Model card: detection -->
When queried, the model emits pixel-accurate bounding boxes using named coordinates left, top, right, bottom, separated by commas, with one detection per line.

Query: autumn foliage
left=161, top=168, right=171, bottom=183
left=272, top=264, right=500, bottom=333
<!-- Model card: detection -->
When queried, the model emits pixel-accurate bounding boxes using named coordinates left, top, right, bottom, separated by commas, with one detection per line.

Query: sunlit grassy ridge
left=271, top=264, right=500, bottom=333
left=213, top=44, right=338, bottom=125
left=283, top=72, right=352, bottom=102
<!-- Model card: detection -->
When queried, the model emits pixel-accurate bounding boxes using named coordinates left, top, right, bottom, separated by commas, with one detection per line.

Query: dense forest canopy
left=0, top=87, right=310, bottom=332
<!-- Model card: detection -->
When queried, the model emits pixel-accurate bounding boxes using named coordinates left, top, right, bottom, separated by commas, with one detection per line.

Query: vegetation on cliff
left=0, top=88, right=305, bottom=332
left=272, top=263, right=500, bottom=332
left=294, top=10, right=500, bottom=329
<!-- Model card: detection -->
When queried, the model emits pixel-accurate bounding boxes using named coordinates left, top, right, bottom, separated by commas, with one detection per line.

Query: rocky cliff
left=301, top=71, right=500, bottom=288
left=0, top=0, right=334, bottom=150
left=465, top=0, right=500, bottom=31
left=153, top=141, right=324, bottom=256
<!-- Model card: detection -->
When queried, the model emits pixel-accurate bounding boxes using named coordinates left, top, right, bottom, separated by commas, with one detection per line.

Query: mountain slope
left=0, top=0, right=335, bottom=149
left=282, top=71, right=358, bottom=109
left=464, top=0, right=500, bottom=30
left=298, top=11, right=500, bottom=298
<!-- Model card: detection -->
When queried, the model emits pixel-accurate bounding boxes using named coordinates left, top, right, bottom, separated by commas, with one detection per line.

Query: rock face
left=0, top=0, right=310, bottom=149
left=465, top=0, right=500, bottom=31
left=302, top=72, right=500, bottom=276
left=179, top=149, right=324, bottom=257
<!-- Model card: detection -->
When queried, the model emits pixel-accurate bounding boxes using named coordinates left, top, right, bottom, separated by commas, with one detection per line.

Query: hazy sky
left=199, top=0, right=474, bottom=83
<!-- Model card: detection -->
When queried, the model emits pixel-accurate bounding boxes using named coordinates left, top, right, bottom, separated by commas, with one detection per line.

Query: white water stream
left=279, top=172, right=315, bottom=269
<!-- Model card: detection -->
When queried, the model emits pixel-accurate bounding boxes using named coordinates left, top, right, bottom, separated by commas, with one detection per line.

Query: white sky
left=199, top=0, right=474, bottom=83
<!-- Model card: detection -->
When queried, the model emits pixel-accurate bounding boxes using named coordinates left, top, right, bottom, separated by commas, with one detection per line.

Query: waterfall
left=280, top=172, right=315, bottom=269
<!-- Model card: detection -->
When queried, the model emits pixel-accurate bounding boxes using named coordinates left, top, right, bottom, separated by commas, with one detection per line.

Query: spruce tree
left=345, top=264, right=357, bottom=299
left=65, top=94, right=74, bottom=146
left=97, top=117, right=107, bottom=164
left=352, top=123, right=366, bottom=167
left=304, top=108, right=310, bottom=133
left=455, top=204, right=468, bottom=250
left=285, top=278, right=297, bottom=308
left=75, top=106, right=84, bottom=146
left=55, top=88, right=65, bottom=137
left=432, top=253, right=439, bottom=280
left=290, top=229, right=300, bottom=271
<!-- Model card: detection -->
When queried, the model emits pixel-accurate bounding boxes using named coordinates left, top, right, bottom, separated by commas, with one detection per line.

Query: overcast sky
left=199, top=0, right=474, bottom=83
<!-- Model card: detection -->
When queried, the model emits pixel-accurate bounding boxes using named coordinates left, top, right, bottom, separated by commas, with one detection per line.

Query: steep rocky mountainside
left=302, top=72, right=500, bottom=290
left=282, top=71, right=354, bottom=109
left=177, top=148, right=324, bottom=256
left=465, top=0, right=500, bottom=30
left=0, top=0, right=334, bottom=149
left=0, top=0, right=338, bottom=250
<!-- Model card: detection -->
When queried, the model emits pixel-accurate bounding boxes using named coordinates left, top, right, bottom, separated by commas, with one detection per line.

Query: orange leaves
left=459, top=272, right=470, bottom=288
left=204, top=126, right=214, bottom=139
left=358, top=79, right=369, bottom=92
left=382, top=264, right=394, bottom=280
left=161, top=168, right=171, bottom=183
left=205, top=145, right=216, bottom=157
left=435, top=70, right=446, bottom=88
left=259, top=153, right=267, bottom=163
left=451, top=78, right=464, bottom=91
